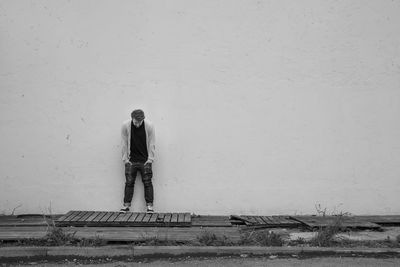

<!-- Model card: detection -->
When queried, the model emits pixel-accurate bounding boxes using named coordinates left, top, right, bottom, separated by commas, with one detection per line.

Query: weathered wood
left=184, top=213, right=191, bottom=224
left=149, top=213, right=158, bottom=223
left=84, top=212, right=100, bottom=222
left=291, top=216, right=381, bottom=230
left=79, top=211, right=94, bottom=222
left=164, top=213, right=172, bottom=223
left=111, top=213, right=126, bottom=223
left=106, top=212, right=120, bottom=222
left=178, top=213, right=185, bottom=223
left=56, top=211, right=74, bottom=222
left=70, top=211, right=87, bottom=222
left=356, top=216, right=400, bottom=226
left=142, top=213, right=152, bottom=223
left=100, top=212, right=114, bottom=222
left=171, top=213, right=178, bottom=223
left=23, top=211, right=192, bottom=227
left=229, top=215, right=301, bottom=228
left=92, top=212, right=108, bottom=222
left=243, top=216, right=258, bottom=225
left=264, top=216, right=278, bottom=224
left=127, top=213, right=139, bottom=222
left=114, top=212, right=129, bottom=223
left=254, top=216, right=265, bottom=225
left=0, top=216, right=52, bottom=227
left=156, top=213, right=165, bottom=222
left=134, top=213, right=146, bottom=223
left=64, top=211, right=81, bottom=222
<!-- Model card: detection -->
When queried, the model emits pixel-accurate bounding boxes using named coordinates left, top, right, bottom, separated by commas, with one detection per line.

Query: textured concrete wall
left=1, top=0, right=400, bottom=215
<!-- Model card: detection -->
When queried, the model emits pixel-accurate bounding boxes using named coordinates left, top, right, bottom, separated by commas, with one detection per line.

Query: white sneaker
left=120, top=206, right=130, bottom=213
left=146, top=204, right=154, bottom=213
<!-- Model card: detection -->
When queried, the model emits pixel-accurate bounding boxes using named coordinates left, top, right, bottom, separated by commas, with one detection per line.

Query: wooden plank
left=127, top=213, right=139, bottom=222
left=184, top=213, right=191, bottom=223
left=149, top=213, right=158, bottom=223
left=134, top=213, right=146, bottom=223
left=280, top=216, right=299, bottom=225
left=254, top=216, right=265, bottom=225
left=170, top=213, right=178, bottom=223
left=63, top=211, right=81, bottom=222
left=271, top=216, right=286, bottom=224
left=56, top=211, right=74, bottom=222
left=274, top=216, right=288, bottom=224
left=92, top=212, right=108, bottom=222
left=70, top=211, right=88, bottom=222
left=356, top=215, right=400, bottom=226
left=142, top=213, right=152, bottom=223
left=164, top=213, right=172, bottom=223
left=291, top=216, right=381, bottom=230
left=178, top=213, right=185, bottom=223
left=242, top=216, right=258, bottom=225
left=79, top=211, right=95, bottom=222
left=85, top=211, right=101, bottom=222
left=114, top=212, right=129, bottom=222
left=69, top=211, right=87, bottom=222
left=106, top=212, right=120, bottom=222
left=156, top=213, right=165, bottom=223
left=99, top=212, right=114, bottom=222
left=120, top=212, right=134, bottom=222
left=260, top=216, right=275, bottom=225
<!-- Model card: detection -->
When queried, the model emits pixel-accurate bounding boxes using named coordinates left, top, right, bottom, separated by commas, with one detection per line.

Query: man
left=120, top=109, right=155, bottom=213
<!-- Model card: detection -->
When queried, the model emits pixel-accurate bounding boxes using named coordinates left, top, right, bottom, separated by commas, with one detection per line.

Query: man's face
left=132, top=118, right=143, bottom=128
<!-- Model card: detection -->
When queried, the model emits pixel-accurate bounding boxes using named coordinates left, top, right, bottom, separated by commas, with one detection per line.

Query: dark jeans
left=124, top=162, right=154, bottom=206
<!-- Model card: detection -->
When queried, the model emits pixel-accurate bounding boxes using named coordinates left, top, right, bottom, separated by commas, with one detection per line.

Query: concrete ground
left=7, top=256, right=400, bottom=266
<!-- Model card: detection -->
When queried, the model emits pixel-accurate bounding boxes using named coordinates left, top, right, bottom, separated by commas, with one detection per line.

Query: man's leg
left=142, top=163, right=154, bottom=206
left=123, top=163, right=138, bottom=207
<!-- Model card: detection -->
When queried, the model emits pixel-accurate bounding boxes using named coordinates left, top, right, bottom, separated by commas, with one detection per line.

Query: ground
left=5, top=256, right=400, bottom=267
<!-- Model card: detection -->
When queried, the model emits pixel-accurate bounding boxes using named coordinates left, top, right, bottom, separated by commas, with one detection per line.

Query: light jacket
left=121, top=119, right=155, bottom=164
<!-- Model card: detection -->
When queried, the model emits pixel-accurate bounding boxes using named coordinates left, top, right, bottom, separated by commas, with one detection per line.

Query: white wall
left=1, top=0, right=400, bottom=215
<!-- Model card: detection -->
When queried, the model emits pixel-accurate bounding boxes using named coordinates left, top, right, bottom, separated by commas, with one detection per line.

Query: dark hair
left=131, top=109, right=145, bottom=121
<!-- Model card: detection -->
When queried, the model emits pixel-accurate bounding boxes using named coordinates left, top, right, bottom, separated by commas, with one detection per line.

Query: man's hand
left=124, top=161, right=132, bottom=166
left=144, top=160, right=152, bottom=166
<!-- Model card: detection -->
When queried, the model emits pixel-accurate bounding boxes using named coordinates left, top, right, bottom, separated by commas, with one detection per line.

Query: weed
left=239, top=230, right=285, bottom=246
left=43, top=226, right=78, bottom=246
left=288, top=237, right=307, bottom=246
left=196, top=231, right=234, bottom=246
left=77, top=235, right=107, bottom=247
left=309, top=216, right=345, bottom=247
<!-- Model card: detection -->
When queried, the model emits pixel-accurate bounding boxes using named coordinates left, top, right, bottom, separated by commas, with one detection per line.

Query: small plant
left=196, top=231, right=234, bottom=246
left=315, top=204, right=327, bottom=217
left=78, top=235, right=106, bottom=247
left=288, top=237, right=307, bottom=246
left=127, top=235, right=187, bottom=246
left=44, top=226, right=78, bottom=246
left=309, top=216, right=345, bottom=247
left=239, top=230, right=285, bottom=246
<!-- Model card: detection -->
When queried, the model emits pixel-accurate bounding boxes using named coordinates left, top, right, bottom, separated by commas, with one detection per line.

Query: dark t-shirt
left=130, top=121, right=148, bottom=163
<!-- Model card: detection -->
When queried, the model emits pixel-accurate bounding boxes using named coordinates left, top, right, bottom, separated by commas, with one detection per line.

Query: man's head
left=131, top=109, right=145, bottom=127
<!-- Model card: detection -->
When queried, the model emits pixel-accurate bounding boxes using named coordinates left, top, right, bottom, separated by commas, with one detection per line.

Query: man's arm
left=121, top=123, right=130, bottom=164
left=146, top=123, right=155, bottom=164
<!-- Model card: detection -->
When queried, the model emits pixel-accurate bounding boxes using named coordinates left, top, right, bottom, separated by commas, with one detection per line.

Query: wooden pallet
left=290, top=216, right=382, bottom=230
left=191, top=216, right=233, bottom=227
left=356, top=215, right=400, bottom=226
left=55, top=211, right=191, bottom=227
left=230, top=215, right=301, bottom=228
